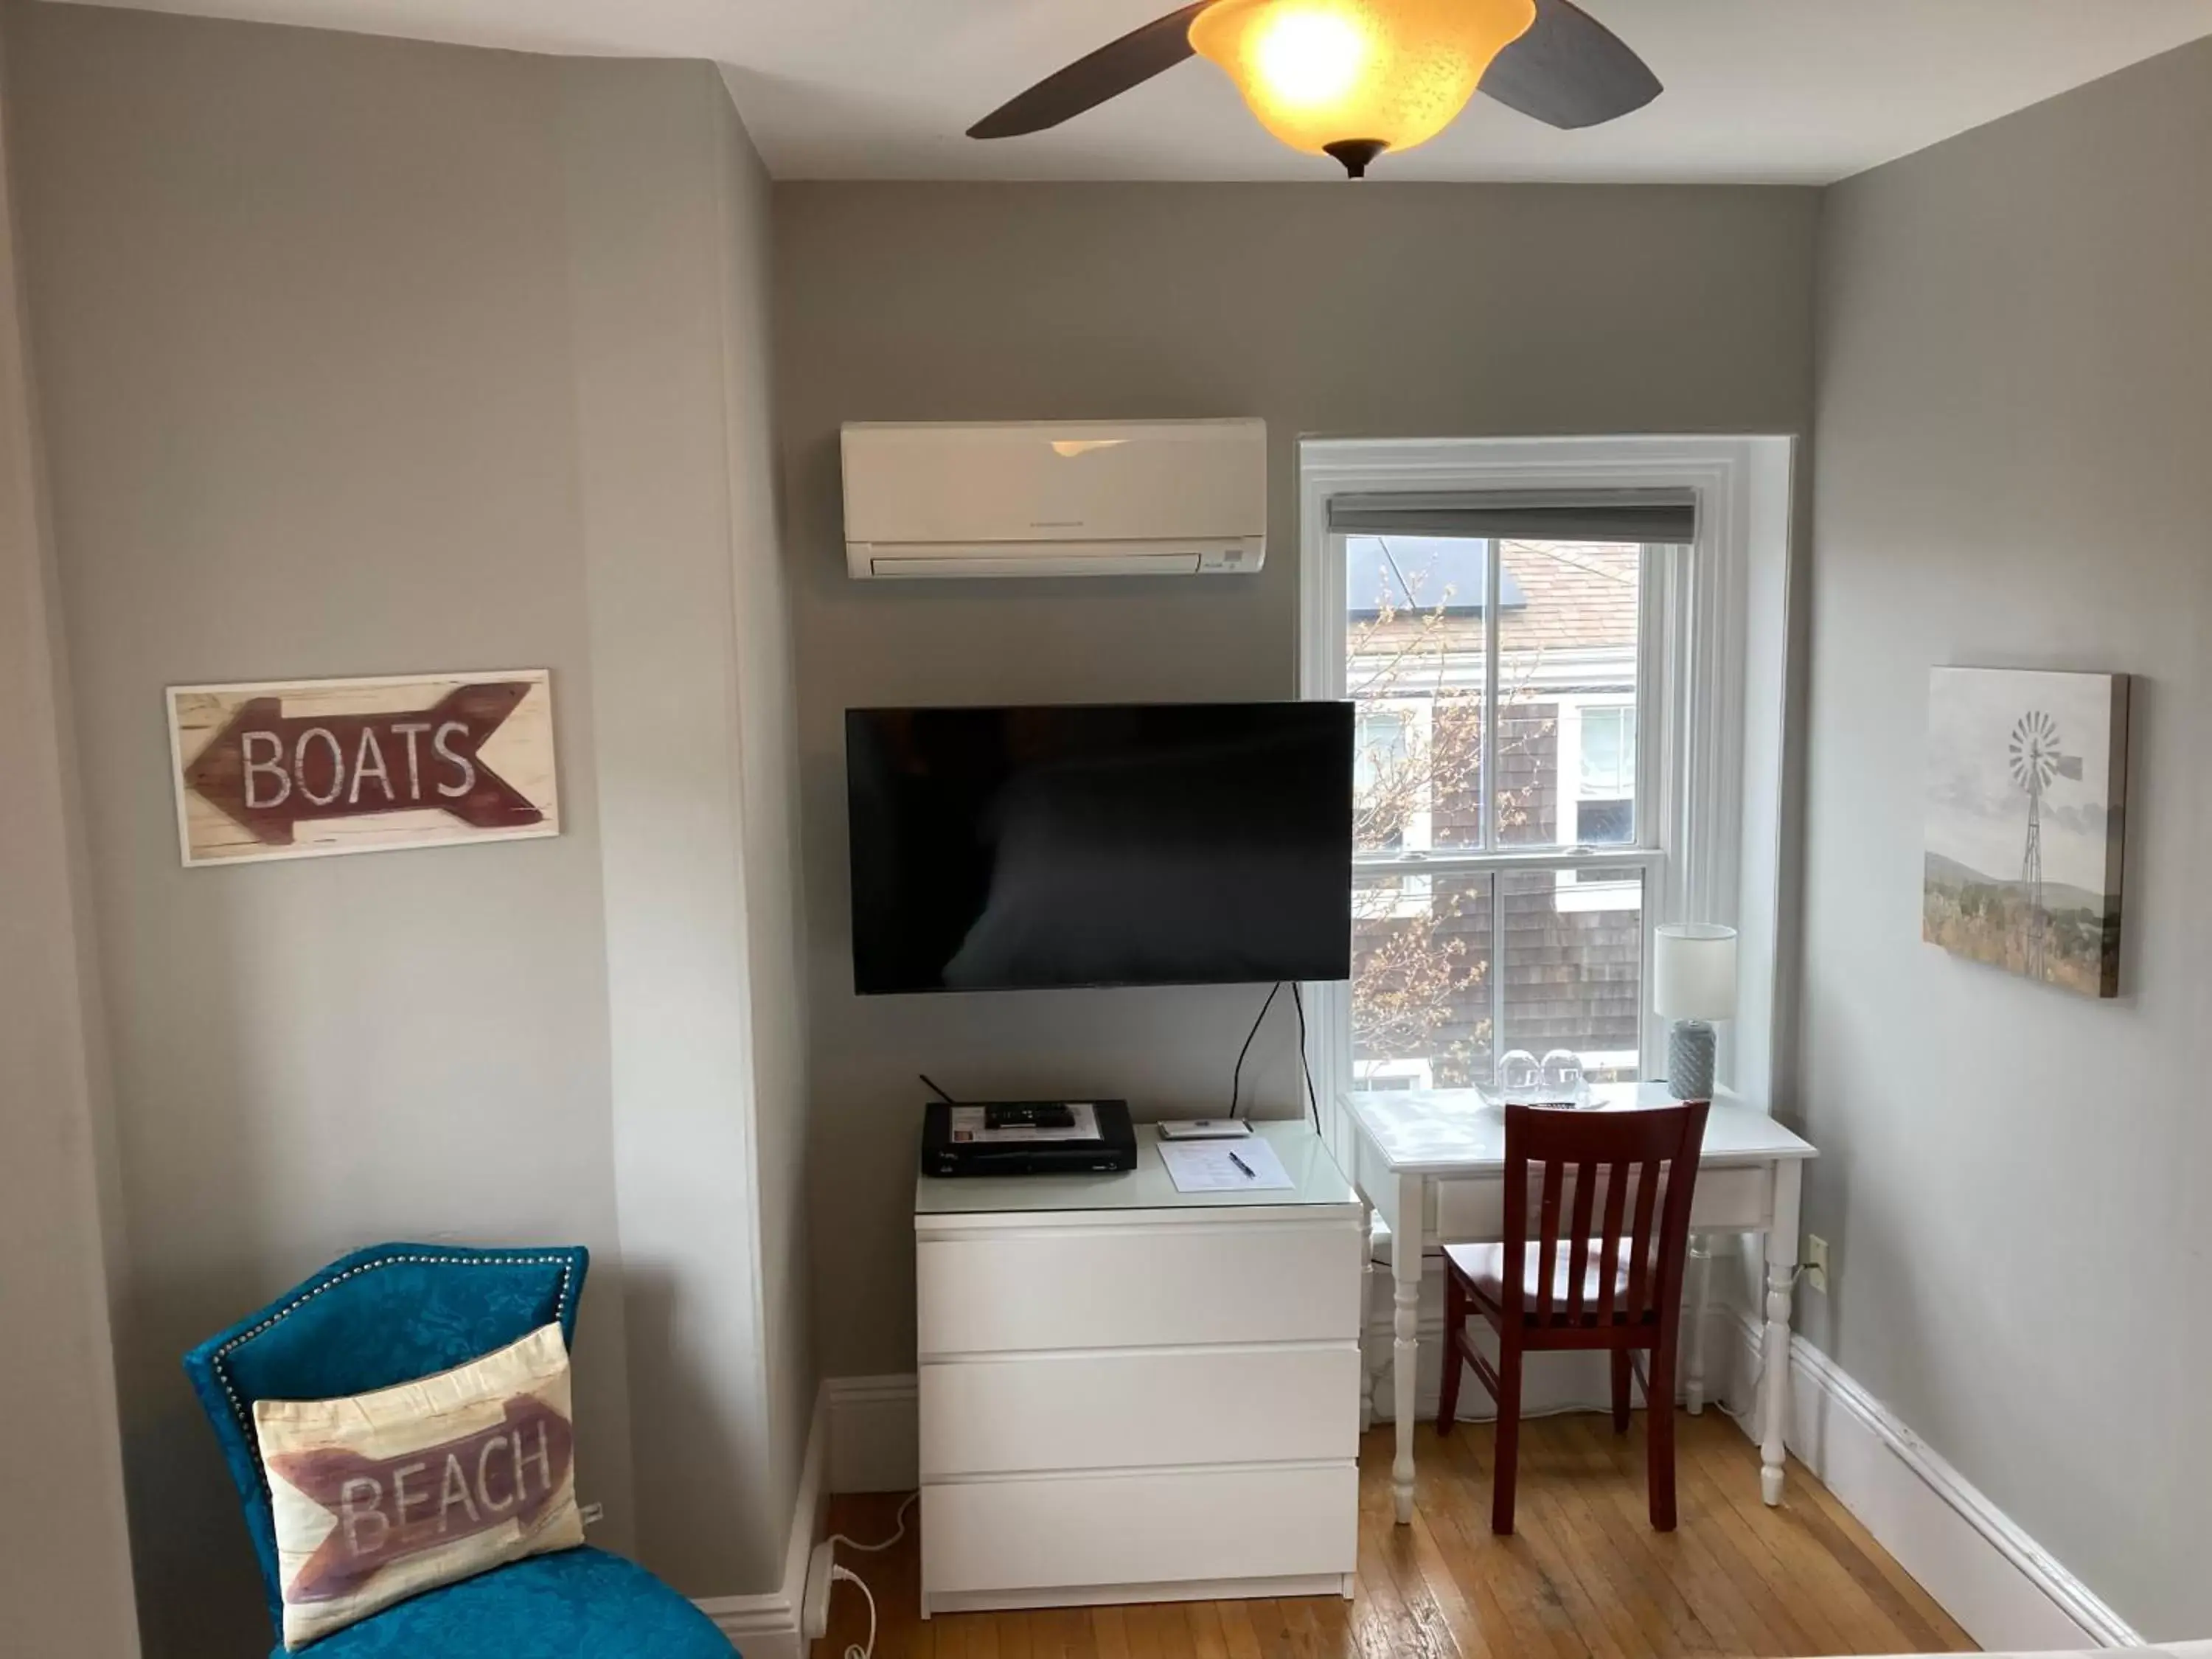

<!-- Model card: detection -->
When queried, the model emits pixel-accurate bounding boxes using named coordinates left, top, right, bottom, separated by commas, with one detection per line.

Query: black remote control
left=984, top=1102, right=1077, bottom=1130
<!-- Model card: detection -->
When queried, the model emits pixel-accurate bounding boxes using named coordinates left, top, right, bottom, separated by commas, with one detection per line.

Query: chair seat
left=1444, top=1239, right=1650, bottom=1312
left=279, top=1546, right=733, bottom=1659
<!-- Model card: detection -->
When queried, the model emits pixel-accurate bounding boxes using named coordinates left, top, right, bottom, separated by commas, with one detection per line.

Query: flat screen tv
left=846, top=702, right=1353, bottom=995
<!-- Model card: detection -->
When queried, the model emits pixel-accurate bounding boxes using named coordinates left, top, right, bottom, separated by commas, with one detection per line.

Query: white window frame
left=1299, top=435, right=1797, bottom=1162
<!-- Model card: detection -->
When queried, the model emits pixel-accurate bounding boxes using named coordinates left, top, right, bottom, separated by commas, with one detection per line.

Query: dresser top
left=914, top=1120, right=1361, bottom=1218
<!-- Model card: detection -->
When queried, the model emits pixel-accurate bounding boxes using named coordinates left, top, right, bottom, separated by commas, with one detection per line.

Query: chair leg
left=1436, top=1266, right=1466, bottom=1435
left=1647, top=1340, right=1677, bottom=1531
left=1610, top=1348, right=1632, bottom=1436
left=1490, top=1338, right=1523, bottom=1536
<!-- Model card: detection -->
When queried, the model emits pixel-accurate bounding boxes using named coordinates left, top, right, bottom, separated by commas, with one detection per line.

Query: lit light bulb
left=1248, top=6, right=1371, bottom=112
left=1189, top=0, right=1537, bottom=176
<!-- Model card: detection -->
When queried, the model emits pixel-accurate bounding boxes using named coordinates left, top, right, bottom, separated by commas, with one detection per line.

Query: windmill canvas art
left=1924, top=667, right=2130, bottom=998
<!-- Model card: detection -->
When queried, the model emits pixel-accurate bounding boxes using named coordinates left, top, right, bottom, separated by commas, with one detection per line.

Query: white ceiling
left=49, top=0, right=2212, bottom=184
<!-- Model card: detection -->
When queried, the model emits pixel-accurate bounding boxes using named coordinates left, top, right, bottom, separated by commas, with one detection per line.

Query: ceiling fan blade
left=1479, top=0, right=1661, bottom=130
left=969, top=2, right=1214, bottom=139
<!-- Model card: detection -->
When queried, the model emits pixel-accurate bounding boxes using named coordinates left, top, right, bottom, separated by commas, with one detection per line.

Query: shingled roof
left=1349, top=539, right=1641, bottom=680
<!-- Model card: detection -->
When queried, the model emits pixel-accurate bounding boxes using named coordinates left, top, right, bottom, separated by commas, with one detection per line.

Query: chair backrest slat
left=1626, top=1152, right=1661, bottom=1321
left=1595, top=1158, right=1630, bottom=1326
left=1534, top=1160, right=1564, bottom=1326
left=1564, top=1159, right=1599, bottom=1324
left=1500, top=1102, right=1708, bottom=1335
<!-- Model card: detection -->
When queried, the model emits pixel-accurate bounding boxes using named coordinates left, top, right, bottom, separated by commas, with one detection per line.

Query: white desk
left=1341, top=1085, right=1818, bottom=1524
left=914, top=1121, right=1365, bottom=1614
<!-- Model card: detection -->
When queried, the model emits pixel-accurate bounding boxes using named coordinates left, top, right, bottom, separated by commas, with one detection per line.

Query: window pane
left=1497, top=868, right=1644, bottom=1085
left=1495, top=541, right=1642, bottom=848
left=1352, top=872, right=1493, bottom=1090
left=1580, top=707, right=1635, bottom=796
left=1346, top=536, right=1486, bottom=852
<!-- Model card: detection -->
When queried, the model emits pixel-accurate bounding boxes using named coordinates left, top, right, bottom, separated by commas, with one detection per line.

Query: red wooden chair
left=1436, top=1099, right=1710, bottom=1535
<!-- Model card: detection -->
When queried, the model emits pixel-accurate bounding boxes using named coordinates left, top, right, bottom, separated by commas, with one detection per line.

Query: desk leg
left=1391, top=1174, right=1421, bottom=1525
left=1759, top=1161, right=1804, bottom=1506
left=1686, top=1235, right=1713, bottom=1416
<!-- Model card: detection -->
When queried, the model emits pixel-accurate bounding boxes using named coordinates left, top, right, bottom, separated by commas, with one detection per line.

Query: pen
left=1228, top=1151, right=1256, bottom=1179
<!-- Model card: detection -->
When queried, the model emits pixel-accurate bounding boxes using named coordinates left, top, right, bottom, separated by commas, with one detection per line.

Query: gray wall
left=564, top=53, right=812, bottom=1594
left=7, top=4, right=807, bottom=1649
left=0, top=21, right=141, bottom=1655
left=1803, top=38, right=2212, bottom=1640
left=712, top=88, right=818, bottom=1568
left=775, top=181, right=1820, bottom=1377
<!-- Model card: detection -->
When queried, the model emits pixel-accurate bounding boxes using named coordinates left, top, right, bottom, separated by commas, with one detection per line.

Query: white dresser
left=914, top=1121, right=1366, bottom=1615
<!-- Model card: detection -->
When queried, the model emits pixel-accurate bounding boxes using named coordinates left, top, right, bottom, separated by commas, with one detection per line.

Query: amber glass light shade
left=1189, top=0, right=1535, bottom=168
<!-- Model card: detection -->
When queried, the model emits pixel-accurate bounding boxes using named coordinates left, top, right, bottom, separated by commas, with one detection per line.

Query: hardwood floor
left=812, top=1413, right=1976, bottom=1659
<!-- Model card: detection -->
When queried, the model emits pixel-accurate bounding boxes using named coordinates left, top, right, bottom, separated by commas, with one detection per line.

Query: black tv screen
left=845, top=702, right=1353, bottom=995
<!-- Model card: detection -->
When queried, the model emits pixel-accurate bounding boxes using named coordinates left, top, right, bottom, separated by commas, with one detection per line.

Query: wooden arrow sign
left=168, top=670, right=560, bottom=866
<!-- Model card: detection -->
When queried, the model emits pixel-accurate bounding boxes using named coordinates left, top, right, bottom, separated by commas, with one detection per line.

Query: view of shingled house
left=1348, top=538, right=1646, bottom=1091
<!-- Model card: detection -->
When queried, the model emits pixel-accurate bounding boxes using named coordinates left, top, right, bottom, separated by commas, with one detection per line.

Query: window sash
left=1352, top=858, right=1656, bottom=1099
left=1349, top=524, right=1666, bottom=1096
left=1338, top=532, right=1678, bottom=1110
left=1347, top=538, right=1658, bottom=857
left=1354, top=846, right=1657, bottom=879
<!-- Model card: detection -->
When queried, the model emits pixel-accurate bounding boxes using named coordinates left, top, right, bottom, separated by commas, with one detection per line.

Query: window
left=1298, top=436, right=1792, bottom=1143
left=1343, top=534, right=1658, bottom=1092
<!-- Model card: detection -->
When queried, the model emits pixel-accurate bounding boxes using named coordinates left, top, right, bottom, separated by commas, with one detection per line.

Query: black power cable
left=1228, top=982, right=1281, bottom=1120
left=1290, top=981, right=1321, bottom=1135
left=1229, top=981, right=1323, bottom=1133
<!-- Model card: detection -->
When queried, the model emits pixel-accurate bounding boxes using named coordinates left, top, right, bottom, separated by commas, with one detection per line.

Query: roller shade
left=1326, top=488, right=1697, bottom=543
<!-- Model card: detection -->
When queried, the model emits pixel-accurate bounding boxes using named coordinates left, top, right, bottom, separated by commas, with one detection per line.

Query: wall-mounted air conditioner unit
left=841, top=418, right=1266, bottom=580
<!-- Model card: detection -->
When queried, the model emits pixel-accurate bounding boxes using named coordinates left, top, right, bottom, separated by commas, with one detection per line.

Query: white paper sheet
left=1158, top=1136, right=1294, bottom=1193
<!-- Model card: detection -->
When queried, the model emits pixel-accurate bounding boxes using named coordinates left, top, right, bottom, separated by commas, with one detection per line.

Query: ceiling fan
left=969, top=0, right=1660, bottom=178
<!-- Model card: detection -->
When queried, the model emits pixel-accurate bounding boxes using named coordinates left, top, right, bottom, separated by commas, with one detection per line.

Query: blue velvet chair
left=183, top=1242, right=735, bottom=1658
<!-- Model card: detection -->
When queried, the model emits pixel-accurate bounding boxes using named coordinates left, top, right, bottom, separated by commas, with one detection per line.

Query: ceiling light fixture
left=1188, top=0, right=1537, bottom=177
left=968, top=0, right=1660, bottom=180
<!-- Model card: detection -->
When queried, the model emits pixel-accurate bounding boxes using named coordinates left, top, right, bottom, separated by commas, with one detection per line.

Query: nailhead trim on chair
left=210, top=1252, right=577, bottom=1491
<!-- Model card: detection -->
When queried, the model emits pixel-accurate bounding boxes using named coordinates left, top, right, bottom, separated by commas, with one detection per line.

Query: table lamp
left=1653, top=923, right=1737, bottom=1102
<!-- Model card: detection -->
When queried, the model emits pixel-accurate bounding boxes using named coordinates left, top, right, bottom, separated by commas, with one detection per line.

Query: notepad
left=1159, top=1136, right=1294, bottom=1193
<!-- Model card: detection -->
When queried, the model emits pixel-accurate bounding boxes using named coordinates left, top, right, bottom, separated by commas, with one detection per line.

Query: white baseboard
left=1718, top=1312, right=2141, bottom=1651
left=694, top=1383, right=831, bottom=1659
left=826, top=1372, right=922, bottom=1494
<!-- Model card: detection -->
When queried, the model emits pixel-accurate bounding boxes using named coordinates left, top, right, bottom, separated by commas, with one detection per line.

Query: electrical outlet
left=801, top=1541, right=836, bottom=1640
left=1804, top=1234, right=1830, bottom=1294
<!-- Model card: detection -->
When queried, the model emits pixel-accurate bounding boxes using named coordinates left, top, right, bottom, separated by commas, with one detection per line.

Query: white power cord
left=830, top=1565, right=875, bottom=1659
left=804, top=1492, right=917, bottom=1659
left=827, top=1490, right=917, bottom=1556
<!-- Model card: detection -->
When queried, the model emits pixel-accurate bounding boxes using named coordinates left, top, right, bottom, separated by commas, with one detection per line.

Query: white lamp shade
left=1653, top=924, right=1738, bottom=1021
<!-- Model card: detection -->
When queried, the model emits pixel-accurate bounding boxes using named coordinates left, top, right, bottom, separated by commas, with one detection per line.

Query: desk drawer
left=917, top=1217, right=1362, bottom=1356
left=1432, top=1163, right=1774, bottom=1239
left=922, top=1464, right=1357, bottom=1596
left=921, top=1344, right=1359, bottom=1477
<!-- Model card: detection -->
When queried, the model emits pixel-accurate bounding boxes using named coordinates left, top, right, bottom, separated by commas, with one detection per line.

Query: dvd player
left=922, top=1099, right=1138, bottom=1178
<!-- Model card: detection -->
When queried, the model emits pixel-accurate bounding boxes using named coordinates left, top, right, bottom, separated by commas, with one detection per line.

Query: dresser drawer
left=921, top=1464, right=1357, bottom=1596
left=921, top=1343, right=1359, bottom=1478
left=917, top=1217, right=1362, bottom=1356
